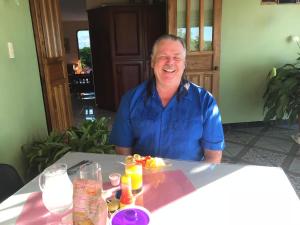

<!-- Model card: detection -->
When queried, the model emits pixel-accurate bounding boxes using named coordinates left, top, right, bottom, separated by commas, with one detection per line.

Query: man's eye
left=158, top=56, right=168, bottom=60
left=174, top=57, right=182, bottom=61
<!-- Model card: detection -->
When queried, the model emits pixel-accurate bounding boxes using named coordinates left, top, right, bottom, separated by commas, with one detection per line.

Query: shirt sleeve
left=201, top=94, right=225, bottom=150
left=109, top=94, right=134, bottom=147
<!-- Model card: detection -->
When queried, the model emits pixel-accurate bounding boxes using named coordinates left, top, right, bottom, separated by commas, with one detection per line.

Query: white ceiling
left=60, top=0, right=88, bottom=21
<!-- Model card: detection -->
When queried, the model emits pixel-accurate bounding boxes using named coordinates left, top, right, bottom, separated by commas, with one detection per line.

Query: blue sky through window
left=77, top=30, right=90, bottom=49
left=178, top=26, right=212, bottom=42
left=204, top=26, right=212, bottom=41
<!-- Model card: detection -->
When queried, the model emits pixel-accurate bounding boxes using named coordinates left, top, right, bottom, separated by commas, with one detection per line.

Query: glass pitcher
left=39, top=163, right=73, bottom=214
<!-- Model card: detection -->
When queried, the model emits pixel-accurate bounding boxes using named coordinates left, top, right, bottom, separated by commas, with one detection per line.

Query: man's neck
left=156, top=83, right=180, bottom=107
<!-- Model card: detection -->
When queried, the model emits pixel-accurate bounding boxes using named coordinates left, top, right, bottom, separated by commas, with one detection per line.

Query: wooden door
left=88, top=7, right=115, bottom=111
left=110, top=6, right=144, bottom=60
left=110, top=5, right=166, bottom=109
left=88, top=4, right=166, bottom=111
left=167, top=0, right=222, bottom=101
left=30, top=0, right=73, bottom=132
left=110, top=6, right=145, bottom=109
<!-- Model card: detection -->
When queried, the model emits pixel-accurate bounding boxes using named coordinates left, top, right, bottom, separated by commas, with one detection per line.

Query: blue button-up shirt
left=109, top=80, right=225, bottom=161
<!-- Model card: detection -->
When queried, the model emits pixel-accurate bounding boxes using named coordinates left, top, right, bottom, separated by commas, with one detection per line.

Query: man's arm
left=204, top=149, right=222, bottom=163
left=115, top=146, right=132, bottom=156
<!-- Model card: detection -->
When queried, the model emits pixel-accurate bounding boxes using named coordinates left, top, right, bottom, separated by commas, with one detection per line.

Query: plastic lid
left=111, top=207, right=150, bottom=225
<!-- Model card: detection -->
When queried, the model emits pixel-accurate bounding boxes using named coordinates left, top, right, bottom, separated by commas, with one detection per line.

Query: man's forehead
left=157, top=40, right=184, bottom=49
left=156, top=42, right=185, bottom=54
left=156, top=52, right=184, bottom=56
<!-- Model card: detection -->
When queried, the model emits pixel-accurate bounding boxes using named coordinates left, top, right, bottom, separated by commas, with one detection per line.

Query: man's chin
left=158, top=78, right=181, bottom=88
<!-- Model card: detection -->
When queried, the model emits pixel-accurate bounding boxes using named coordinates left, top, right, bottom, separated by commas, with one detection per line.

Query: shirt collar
left=150, top=79, right=192, bottom=101
left=178, top=80, right=192, bottom=100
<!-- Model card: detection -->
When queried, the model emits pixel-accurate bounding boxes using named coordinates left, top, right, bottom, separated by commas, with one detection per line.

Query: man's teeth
left=163, top=69, right=175, bottom=72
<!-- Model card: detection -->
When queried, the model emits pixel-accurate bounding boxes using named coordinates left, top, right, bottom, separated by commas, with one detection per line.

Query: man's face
left=151, top=39, right=186, bottom=89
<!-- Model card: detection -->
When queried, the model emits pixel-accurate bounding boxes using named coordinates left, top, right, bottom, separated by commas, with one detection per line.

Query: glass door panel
left=176, top=0, right=214, bottom=52
left=190, top=0, right=200, bottom=51
left=177, top=0, right=187, bottom=42
left=168, top=0, right=221, bottom=101
left=203, top=0, right=213, bottom=50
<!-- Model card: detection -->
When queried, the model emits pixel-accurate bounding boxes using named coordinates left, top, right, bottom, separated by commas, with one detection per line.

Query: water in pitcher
left=39, top=163, right=73, bottom=214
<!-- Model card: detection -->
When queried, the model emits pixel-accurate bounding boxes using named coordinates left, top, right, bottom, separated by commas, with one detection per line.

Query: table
left=1, top=152, right=299, bottom=225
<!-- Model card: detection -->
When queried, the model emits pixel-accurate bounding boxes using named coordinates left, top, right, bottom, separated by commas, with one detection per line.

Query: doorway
left=59, top=0, right=97, bottom=125
left=59, top=0, right=167, bottom=124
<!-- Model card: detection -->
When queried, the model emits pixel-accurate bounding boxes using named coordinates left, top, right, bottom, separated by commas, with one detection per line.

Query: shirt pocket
left=130, top=109, right=159, bottom=138
left=168, top=117, right=203, bottom=135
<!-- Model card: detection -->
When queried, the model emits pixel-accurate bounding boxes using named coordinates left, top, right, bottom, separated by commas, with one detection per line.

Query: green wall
left=220, top=0, right=300, bottom=123
left=0, top=0, right=47, bottom=178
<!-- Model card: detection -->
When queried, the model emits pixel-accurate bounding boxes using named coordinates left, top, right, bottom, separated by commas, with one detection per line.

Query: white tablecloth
left=1, top=152, right=299, bottom=225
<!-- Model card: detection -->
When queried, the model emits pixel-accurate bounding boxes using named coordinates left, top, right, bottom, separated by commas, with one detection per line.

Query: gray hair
left=151, top=34, right=186, bottom=60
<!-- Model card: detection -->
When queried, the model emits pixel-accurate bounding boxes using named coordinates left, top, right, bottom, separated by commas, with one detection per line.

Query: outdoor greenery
left=79, top=47, right=92, bottom=68
left=177, top=28, right=211, bottom=51
left=22, top=117, right=115, bottom=179
left=263, top=39, right=300, bottom=124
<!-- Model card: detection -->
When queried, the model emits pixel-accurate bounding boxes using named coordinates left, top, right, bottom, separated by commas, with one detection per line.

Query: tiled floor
left=71, top=93, right=116, bottom=127
left=223, top=123, right=300, bottom=198
left=72, top=95, right=300, bottom=198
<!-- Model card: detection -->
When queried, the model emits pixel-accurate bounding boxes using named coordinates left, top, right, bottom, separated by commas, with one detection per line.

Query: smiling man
left=109, top=34, right=225, bottom=163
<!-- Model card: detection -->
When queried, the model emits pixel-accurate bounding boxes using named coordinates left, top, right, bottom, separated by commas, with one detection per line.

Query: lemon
left=133, top=154, right=141, bottom=160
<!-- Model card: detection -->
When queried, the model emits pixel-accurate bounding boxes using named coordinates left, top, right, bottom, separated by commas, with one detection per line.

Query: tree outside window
left=77, top=30, right=92, bottom=73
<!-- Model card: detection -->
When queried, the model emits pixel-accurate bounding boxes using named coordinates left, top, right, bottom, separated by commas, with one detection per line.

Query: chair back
left=69, top=74, right=95, bottom=94
left=0, top=164, right=24, bottom=203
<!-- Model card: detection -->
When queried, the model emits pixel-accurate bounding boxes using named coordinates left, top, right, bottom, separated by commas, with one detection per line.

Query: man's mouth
left=163, top=68, right=175, bottom=73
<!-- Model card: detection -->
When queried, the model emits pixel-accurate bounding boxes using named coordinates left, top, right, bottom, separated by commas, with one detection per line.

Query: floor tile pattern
left=223, top=123, right=300, bottom=198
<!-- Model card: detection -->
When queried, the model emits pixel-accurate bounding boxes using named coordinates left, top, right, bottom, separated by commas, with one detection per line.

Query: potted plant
left=22, top=132, right=71, bottom=179
left=22, top=117, right=115, bottom=179
left=263, top=36, right=300, bottom=144
left=66, top=117, right=115, bottom=154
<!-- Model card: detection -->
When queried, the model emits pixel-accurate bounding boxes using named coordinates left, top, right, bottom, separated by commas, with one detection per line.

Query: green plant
left=22, top=132, right=70, bottom=178
left=22, top=117, right=115, bottom=179
left=67, top=117, right=115, bottom=154
left=79, top=47, right=92, bottom=68
left=263, top=38, right=300, bottom=125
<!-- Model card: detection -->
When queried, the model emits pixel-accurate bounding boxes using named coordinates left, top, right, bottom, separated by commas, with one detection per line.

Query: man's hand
left=115, top=146, right=132, bottom=155
left=204, top=149, right=222, bottom=164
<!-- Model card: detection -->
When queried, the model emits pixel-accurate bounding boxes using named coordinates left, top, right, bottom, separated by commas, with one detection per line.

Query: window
left=261, top=0, right=300, bottom=4
left=176, top=0, right=214, bottom=52
left=77, top=30, right=92, bottom=73
left=278, top=0, right=298, bottom=3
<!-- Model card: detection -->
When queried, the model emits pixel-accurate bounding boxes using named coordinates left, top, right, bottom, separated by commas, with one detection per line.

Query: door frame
left=29, top=0, right=73, bottom=132
left=167, top=0, right=222, bottom=101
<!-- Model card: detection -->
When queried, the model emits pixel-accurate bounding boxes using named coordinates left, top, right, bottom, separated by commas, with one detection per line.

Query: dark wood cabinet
left=113, top=61, right=145, bottom=107
left=88, top=4, right=166, bottom=111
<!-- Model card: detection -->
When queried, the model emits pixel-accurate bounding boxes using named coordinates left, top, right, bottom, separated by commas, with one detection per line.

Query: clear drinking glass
left=79, top=161, right=103, bottom=187
left=125, top=163, right=143, bottom=194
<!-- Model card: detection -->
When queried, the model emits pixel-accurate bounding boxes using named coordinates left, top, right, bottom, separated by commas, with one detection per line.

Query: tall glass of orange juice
left=125, top=163, right=143, bottom=194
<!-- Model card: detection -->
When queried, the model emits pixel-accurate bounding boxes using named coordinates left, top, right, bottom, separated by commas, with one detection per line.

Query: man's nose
left=166, top=57, right=175, bottom=64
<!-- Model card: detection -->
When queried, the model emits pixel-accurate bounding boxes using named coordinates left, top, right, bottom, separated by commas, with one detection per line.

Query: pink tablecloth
left=16, top=170, right=195, bottom=224
left=16, top=192, right=71, bottom=225
left=136, top=170, right=195, bottom=212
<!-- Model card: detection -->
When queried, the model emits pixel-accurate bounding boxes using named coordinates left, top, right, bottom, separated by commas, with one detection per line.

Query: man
left=109, top=34, right=225, bottom=163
